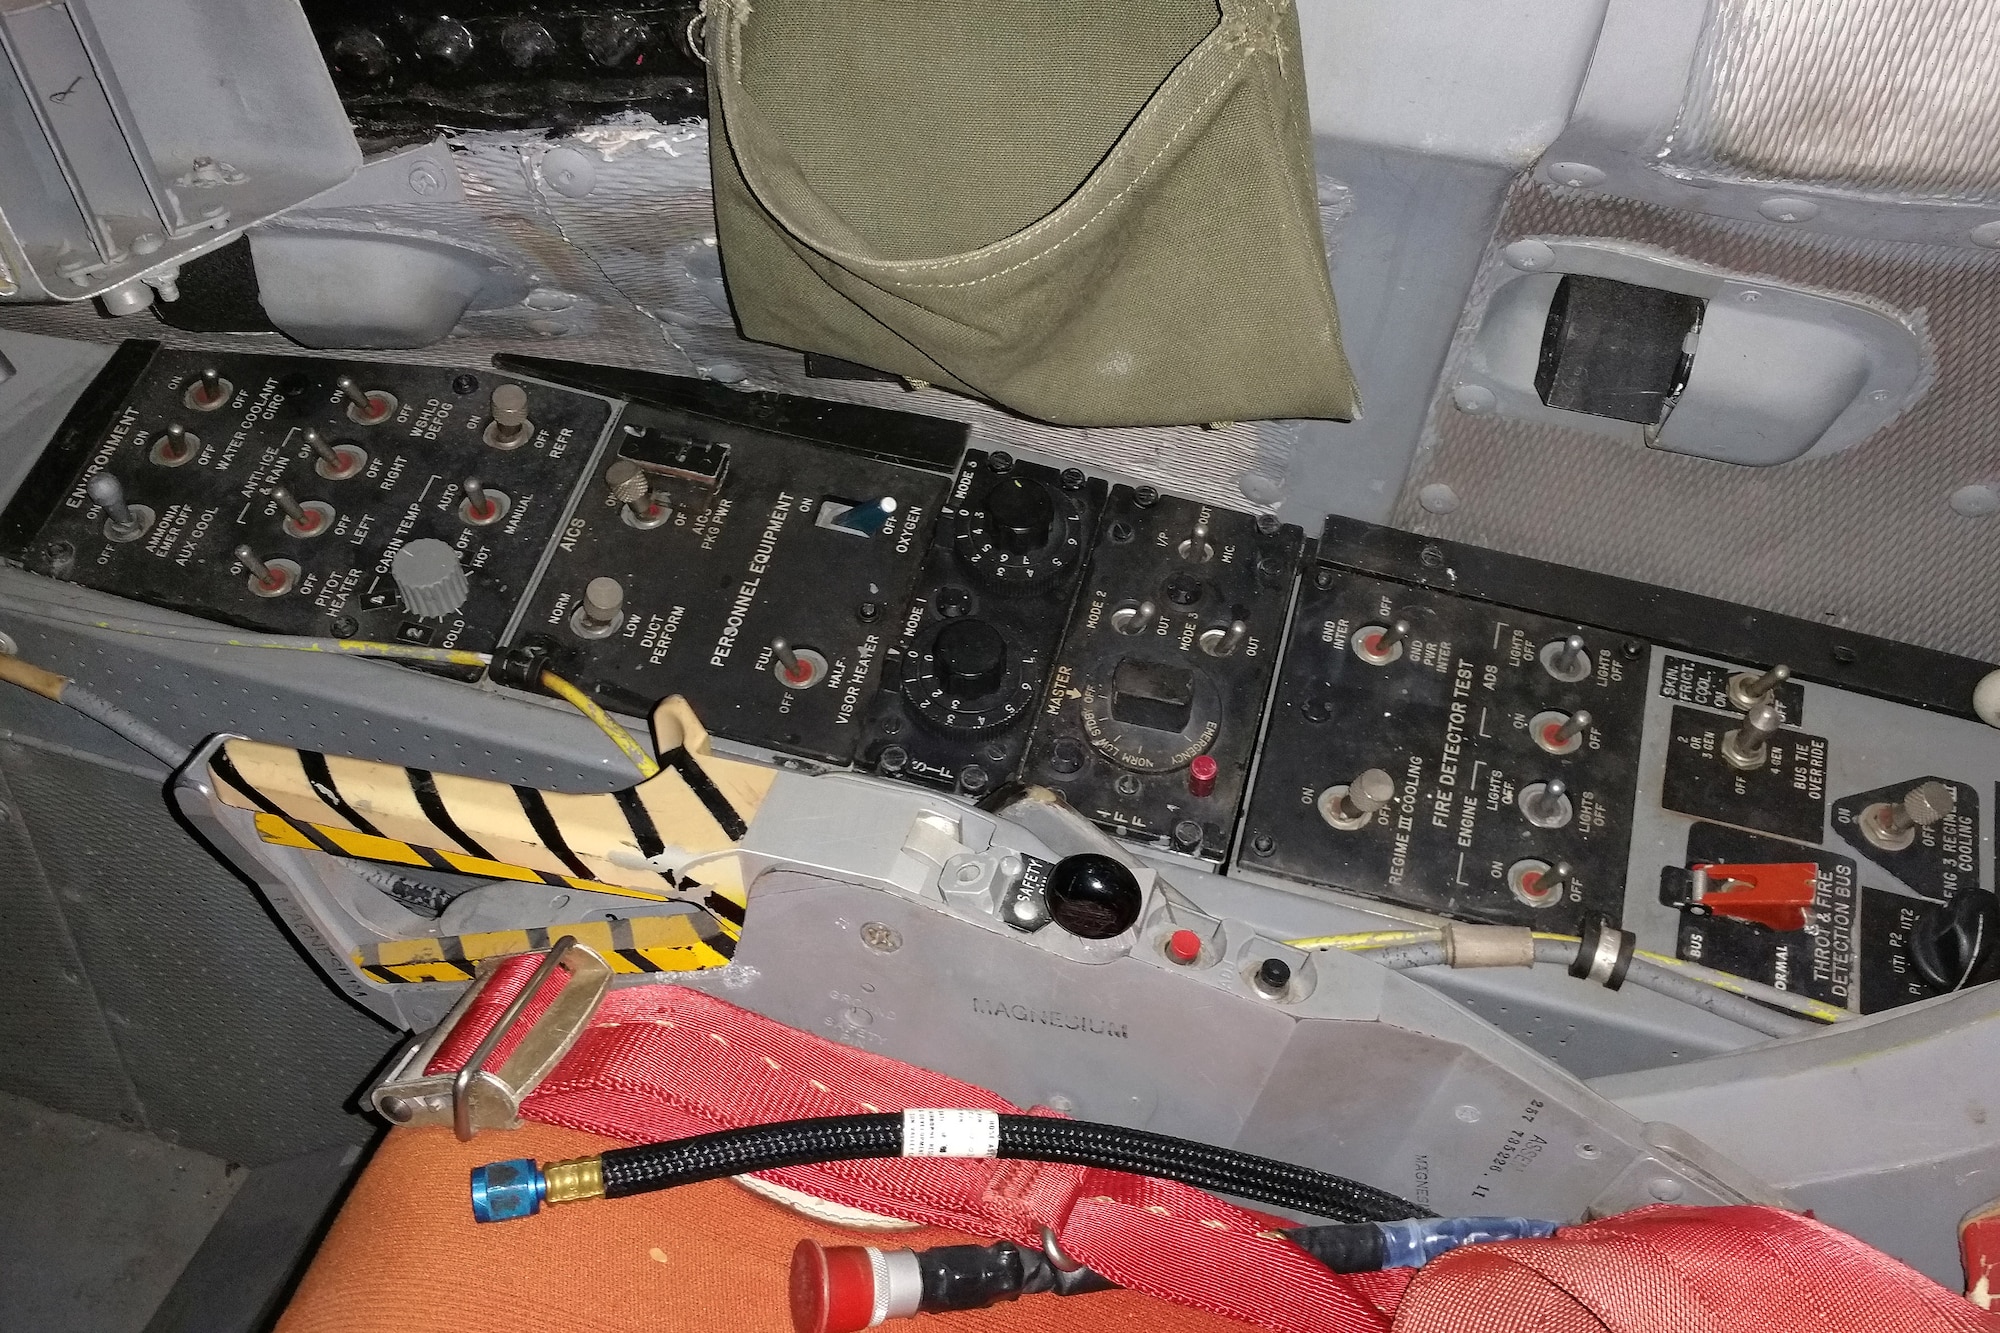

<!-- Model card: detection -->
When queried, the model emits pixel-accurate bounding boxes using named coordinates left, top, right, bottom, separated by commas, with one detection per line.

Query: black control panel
left=506, top=388, right=957, bottom=765
left=0, top=342, right=613, bottom=664
left=1021, top=489, right=1303, bottom=861
left=1240, top=519, right=2000, bottom=1014
left=859, top=451, right=1104, bottom=796
left=1239, top=566, right=1645, bottom=931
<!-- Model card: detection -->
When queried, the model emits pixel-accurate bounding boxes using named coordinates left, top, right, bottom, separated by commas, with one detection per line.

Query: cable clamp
left=1568, top=915, right=1635, bottom=990
left=368, top=938, right=612, bottom=1139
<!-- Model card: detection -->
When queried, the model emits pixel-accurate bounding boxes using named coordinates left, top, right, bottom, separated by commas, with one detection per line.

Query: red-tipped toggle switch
left=1188, top=754, right=1218, bottom=798
left=1692, top=862, right=1819, bottom=933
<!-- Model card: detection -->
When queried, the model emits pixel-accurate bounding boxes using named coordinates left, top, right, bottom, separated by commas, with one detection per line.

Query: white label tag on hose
left=902, top=1109, right=1000, bottom=1158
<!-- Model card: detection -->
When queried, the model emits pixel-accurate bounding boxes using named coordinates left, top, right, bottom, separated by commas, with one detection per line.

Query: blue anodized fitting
left=469, top=1158, right=546, bottom=1222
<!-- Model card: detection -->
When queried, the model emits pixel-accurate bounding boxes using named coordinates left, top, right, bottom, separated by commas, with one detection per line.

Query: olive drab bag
left=704, top=0, right=1358, bottom=427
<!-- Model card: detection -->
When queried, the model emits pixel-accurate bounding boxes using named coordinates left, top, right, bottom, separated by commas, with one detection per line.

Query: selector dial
left=902, top=616, right=1042, bottom=736
left=986, top=477, right=1054, bottom=551
left=954, top=476, right=1085, bottom=587
left=933, top=618, right=1008, bottom=697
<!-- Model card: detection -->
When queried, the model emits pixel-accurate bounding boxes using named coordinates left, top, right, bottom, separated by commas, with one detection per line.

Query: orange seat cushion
left=277, top=1122, right=1260, bottom=1333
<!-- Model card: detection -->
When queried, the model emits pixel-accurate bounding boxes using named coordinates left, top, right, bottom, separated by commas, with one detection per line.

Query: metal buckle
left=368, top=936, right=611, bottom=1140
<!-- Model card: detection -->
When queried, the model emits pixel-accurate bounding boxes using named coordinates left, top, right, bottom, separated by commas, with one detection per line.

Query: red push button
left=1188, top=755, right=1218, bottom=798
left=1167, top=929, right=1203, bottom=964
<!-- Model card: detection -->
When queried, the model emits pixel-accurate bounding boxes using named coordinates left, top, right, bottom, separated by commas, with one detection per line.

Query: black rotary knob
left=983, top=477, right=1055, bottom=552
left=1044, top=854, right=1143, bottom=940
left=933, top=619, right=1008, bottom=698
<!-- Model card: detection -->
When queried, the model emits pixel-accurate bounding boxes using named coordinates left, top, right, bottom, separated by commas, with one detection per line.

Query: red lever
left=1693, top=862, right=1819, bottom=932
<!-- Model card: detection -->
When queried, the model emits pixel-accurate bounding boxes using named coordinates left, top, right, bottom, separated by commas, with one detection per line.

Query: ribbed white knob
left=393, top=538, right=468, bottom=619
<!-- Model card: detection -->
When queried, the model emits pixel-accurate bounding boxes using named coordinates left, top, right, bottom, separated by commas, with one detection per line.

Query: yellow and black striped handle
left=206, top=696, right=775, bottom=948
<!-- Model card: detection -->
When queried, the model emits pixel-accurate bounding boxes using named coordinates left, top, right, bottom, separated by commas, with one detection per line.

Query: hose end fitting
left=543, top=1154, right=607, bottom=1205
left=470, top=1158, right=546, bottom=1222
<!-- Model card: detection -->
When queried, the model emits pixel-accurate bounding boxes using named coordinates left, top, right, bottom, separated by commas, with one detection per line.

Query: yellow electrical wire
left=1285, top=929, right=1443, bottom=951
left=1529, top=933, right=1854, bottom=1025
left=539, top=669, right=659, bottom=778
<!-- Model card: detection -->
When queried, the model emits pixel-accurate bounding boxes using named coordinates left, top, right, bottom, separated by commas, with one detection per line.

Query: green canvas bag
left=704, top=0, right=1358, bottom=427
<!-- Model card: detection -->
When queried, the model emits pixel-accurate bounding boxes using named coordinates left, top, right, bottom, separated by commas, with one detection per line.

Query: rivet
left=1647, top=1177, right=1686, bottom=1202
left=1418, top=483, right=1461, bottom=514
left=1759, top=197, right=1819, bottom=224
left=1969, top=220, right=2000, bottom=248
left=1455, top=1104, right=1482, bottom=1123
left=407, top=163, right=445, bottom=196
left=1950, top=484, right=1999, bottom=518
left=1451, top=384, right=1496, bottom=415
left=1502, top=240, right=1556, bottom=272
left=1547, top=162, right=1605, bottom=189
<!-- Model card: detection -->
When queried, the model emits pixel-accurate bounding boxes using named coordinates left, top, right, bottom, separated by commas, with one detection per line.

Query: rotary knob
left=933, top=619, right=1007, bottom=697
left=393, top=538, right=468, bottom=619
left=984, top=477, right=1054, bottom=552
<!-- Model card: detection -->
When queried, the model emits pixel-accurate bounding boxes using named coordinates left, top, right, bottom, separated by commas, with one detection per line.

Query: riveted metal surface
left=1398, top=180, right=2000, bottom=662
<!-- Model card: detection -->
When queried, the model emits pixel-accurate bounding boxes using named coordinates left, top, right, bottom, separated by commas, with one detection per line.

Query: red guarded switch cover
left=1695, top=862, right=1820, bottom=933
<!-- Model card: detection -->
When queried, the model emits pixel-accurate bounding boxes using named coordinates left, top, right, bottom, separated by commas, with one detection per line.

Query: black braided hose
left=597, top=1112, right=1431, bottom=1223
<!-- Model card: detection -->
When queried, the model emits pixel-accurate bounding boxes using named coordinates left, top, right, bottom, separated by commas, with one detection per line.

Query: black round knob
left=1257, top=957, right=1293, bottom=992
left=1045, top=854, right=1142, bottom=940
left=580, top=14, right=647, bottom=67
left=328, top=27, right=394, bottom=82
left=416, top=17, right=474, bottom=68
left=932, top=619, right=1007, bottom=698
left=983, top=477, right=1055, bottom=552
left=500, top=19, right=557, bottom=69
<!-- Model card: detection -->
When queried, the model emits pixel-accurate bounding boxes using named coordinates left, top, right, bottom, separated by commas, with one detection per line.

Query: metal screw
left=1419, top=544, right=1445, bottom=569
left=1250, top=832, right=1276, bottom=857
left=1114, top=773, right=1141, bottom=797
left=1132, top=485, right=1158, bottom=508
left=988, top=452, right=1013, bottom=473
left=878, top=746, right=908, bottom=776
left=860, top=922, right=902, bottom=953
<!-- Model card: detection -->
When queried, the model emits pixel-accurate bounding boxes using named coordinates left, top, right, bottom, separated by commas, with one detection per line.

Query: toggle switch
left=1352, top=618, right=1410, bottom=666
left=271, top=484, right=333, bottom=538
left=87, top=472, right=153, bottom=543
left=605, top=460, right=670, bottom=529
left=1111, top=599, right=1158, bottom=635
left=1721, top=700, right=1782, bottom=771
left=236, top=544, right=300, bottom=598
left=1317, top=768, right=1395, bottom=830
left=1859, top=780, right=1956, bottom=852
left=303, top=428, right=368, bottom=481
left=149, top=423, right=198, bottom=467
left=484, top=383, right=533, bottom=449
left=184, top=367, right=232, bottom=412
left=570, top=576, right=625, bottom=639
left=1518, top=777, right=1573, bottom=828
left=832, top=496, right=898, bottom=536
left=458, top=477, right=511, bottom=527
left=1728, top=663, right=1791, bottom=713
left=1199, top=617, right=1249, bottom=658
left=1532, top=708, right=1592, bottom=755
left=1508, top=858, right=1573, bottom=908
left=1178, top=519, right=1214, bottom=563
left=771, top=638, right=830, bottom=690
left=1540, top=634, right=1592, bottom=682
left=337, top=375, right=397, bottom=426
